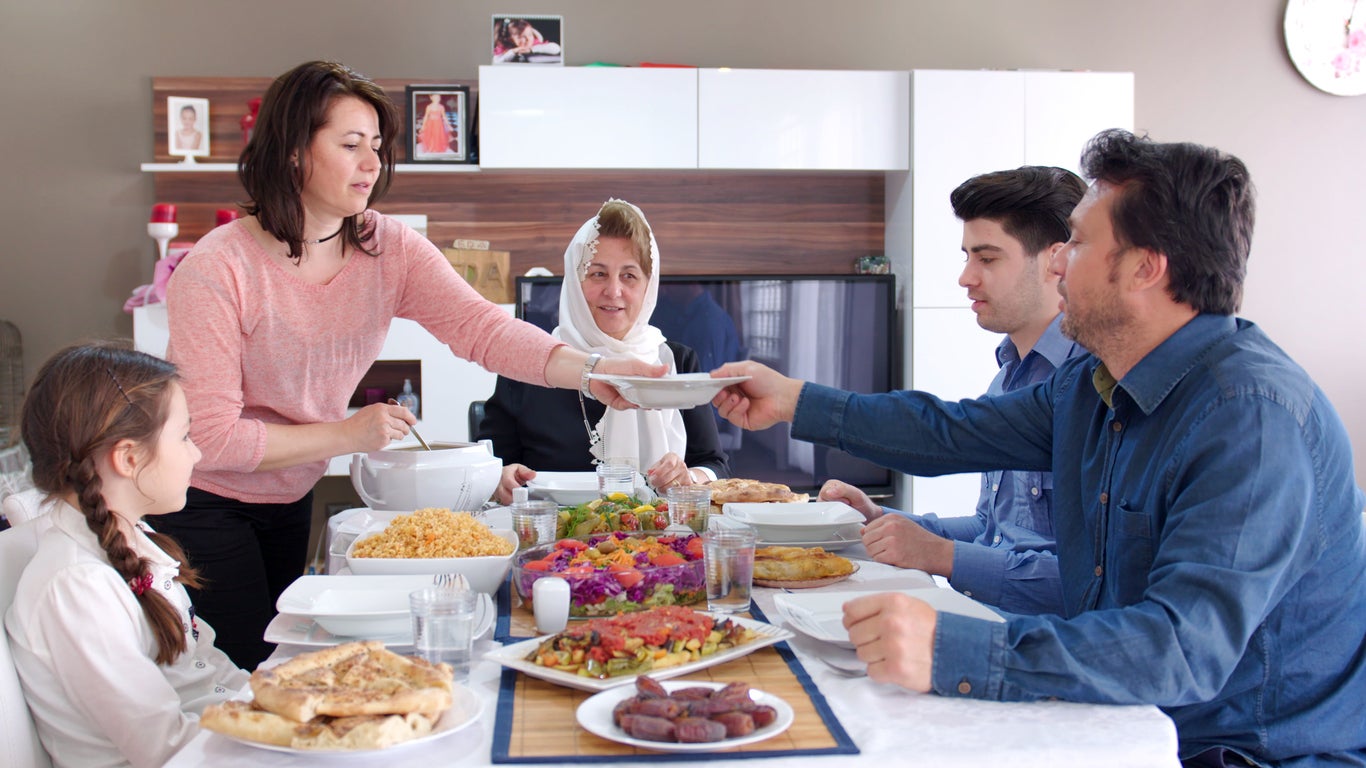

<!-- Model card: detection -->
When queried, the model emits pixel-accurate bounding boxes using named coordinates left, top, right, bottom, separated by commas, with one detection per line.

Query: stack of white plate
left=721, top=501, right=864, bottom=549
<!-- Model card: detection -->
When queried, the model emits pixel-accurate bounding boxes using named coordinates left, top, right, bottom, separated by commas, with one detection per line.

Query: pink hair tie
left=130, top=573, right=154, bottom=596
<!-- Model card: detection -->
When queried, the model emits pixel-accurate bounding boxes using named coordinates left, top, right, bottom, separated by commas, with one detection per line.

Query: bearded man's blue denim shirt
left=793, top=314, right=1366, bottom=766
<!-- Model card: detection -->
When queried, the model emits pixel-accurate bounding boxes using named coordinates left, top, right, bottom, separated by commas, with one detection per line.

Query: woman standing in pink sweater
left=160, top=60, right=656, bottom=669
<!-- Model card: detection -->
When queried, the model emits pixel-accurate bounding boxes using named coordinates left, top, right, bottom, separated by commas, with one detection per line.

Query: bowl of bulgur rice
left=345, top=507, right=518, bottom=592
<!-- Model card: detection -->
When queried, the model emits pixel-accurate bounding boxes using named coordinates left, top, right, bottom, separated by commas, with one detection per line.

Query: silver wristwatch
left=580, top=353, right=603, bottom=401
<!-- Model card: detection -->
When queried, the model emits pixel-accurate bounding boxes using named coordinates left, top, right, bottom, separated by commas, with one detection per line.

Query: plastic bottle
left=396, top=378, right=420, bottom=418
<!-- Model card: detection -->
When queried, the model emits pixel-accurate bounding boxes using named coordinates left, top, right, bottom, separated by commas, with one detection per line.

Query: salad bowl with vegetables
left=513, top=532, right=706, bottom=618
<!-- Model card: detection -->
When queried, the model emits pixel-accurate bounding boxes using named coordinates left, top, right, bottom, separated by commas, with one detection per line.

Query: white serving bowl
left=350, top=440, right=502, bottom=512
left=345, top=528, right=518, bottom=594
left=276, top=575, right=433, bottom=637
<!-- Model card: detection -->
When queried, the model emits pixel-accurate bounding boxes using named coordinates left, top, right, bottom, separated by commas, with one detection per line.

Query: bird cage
left=0, top=320, right=21, bottom=447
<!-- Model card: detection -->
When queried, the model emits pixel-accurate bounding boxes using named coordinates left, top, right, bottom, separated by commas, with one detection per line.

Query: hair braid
left=71, top=451, right=189, bottom=664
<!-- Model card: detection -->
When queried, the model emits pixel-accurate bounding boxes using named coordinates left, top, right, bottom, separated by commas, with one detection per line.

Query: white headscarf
left=553, top=200, right=687, bottom=468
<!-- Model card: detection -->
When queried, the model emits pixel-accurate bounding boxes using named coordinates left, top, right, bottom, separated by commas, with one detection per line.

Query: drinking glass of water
left=409, top=587, right=478, bottom=680
left=703, top=518, right=757, bottom=614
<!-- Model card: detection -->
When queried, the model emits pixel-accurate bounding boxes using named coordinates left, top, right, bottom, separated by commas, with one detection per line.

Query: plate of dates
left=575, top=676, right=793, bottom=752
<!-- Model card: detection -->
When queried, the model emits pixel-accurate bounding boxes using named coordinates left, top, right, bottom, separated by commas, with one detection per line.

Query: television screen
left=515, top=274, right=899, bottom=497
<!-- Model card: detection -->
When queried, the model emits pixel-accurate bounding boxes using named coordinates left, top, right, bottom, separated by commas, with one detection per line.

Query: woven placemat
left=489, top=604, right=858, bottom=763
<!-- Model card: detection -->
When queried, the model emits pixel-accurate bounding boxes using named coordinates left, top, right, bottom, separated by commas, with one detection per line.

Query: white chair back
left=0, top=518, right=54, bottom=768
left=2, top=489, right=58, bottom=526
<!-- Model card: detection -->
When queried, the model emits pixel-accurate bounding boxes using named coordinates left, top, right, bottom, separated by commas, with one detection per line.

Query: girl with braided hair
left=3, top=341, right=247, bottom=767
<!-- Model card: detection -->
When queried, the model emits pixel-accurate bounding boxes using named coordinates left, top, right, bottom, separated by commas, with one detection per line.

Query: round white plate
left=212, top=683, right=483, bottom=755
left=575, top=680, right=793, bottom=753
left=755, top=523, right=863, bottom=551
left=589, top=373, right=750, bottom=409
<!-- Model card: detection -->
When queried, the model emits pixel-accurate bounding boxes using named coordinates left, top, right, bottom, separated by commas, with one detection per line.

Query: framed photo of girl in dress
left=492, top=14, right=564, bottom=64
left=166, top=96, right=210, bottom=163
left=404, top=85, right=469, bottom=163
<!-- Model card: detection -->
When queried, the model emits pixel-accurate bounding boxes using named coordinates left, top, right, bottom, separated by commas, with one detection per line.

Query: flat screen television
left=514, top=274, right=899, bottom=497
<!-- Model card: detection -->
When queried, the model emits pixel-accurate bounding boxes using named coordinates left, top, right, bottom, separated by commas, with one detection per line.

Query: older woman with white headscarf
left=478, top=199, right=730, bottom=504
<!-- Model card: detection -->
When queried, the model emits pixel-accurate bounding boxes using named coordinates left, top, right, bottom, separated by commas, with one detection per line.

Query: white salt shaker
left=532, top=577, right=571, bottom=635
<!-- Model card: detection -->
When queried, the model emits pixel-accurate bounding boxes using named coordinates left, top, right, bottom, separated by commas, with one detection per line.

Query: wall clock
left=1285, top=0, right=1366, bottom=95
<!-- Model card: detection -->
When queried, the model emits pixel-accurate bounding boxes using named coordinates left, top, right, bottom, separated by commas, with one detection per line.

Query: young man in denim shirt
left=822, top=166, right=1086, bottom=616
left=711, top=130, right=1366, bottom=766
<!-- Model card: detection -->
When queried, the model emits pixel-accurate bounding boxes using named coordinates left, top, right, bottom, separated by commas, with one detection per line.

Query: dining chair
left=0, top=518, right=55, bottom=768
left=468, top=400, right=487, bottom=441
left=2, top=489, right=58, bottom=526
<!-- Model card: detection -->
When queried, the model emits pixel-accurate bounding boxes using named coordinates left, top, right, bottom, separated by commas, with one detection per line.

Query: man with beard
left=708, top=130, right=1366, bottom=766
left=820, top=166, right=1085, bottom=616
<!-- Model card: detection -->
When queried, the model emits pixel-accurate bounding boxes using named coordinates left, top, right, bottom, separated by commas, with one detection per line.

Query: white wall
left=2, top=0, right=1364, bottom=484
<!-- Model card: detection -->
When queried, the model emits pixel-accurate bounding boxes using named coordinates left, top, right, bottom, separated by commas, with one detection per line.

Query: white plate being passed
left=525, top=471, right=600, bottom=505
left=210, top=682, right=483, bottom=755
left=576, top=680, right=794, bottom=753
left=264, top=592, right=495, bottom=648
left=771, top=587, right=1005, bottom=649
left=484, top=613, right=792, bottom=692
left=588, top=373, right=750, bottom=410
left=724, top=501, right=864, bottom=543
left=276, top=575, right=437, bottom=636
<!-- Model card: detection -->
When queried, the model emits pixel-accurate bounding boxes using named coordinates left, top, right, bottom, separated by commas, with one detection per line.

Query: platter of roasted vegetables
left=484, top=605, right=793, bottom=692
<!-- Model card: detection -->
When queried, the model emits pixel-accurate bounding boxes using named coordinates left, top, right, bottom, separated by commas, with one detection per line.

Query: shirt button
left=1099, top=492, right=1109, bottom=504
left=1094, top=565, right=1103, bottom=577
left=957, top=680, right=972, bottom=695
left=963, top=590, right=973, bottom=597
left=1111, top=421, right=1123, bottom=432
left=992, top=484, right=999, bottom=492
left=1030, top=487, right=1040, bottom=496
left=993, top=534, right=1002, bottom=544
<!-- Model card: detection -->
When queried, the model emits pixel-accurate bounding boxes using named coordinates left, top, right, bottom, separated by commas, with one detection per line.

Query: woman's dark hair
left=238, top=60, right=400, bottom=262
left=950, top=166, right=1087, bottom=256
left=20, top=340, right=201, bottom=665
left=1080, top=129, right=1254, bottom=315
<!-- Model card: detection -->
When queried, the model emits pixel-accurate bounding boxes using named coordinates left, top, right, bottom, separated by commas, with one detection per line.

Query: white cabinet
left=908, top=307, right=1001, bottom=516
left=908, top=71, right=1025, bottom=309
left=886, top=68, right=1133, bottom=513
left=477, top=66, right=910, bottom=171
left=1023, top=71, right=1135, bottom=169
left=132, top=305, right=509, bottom=477
left=477, top=66, right=698, bottom=169
left=697, top=69, right=910, bottom=170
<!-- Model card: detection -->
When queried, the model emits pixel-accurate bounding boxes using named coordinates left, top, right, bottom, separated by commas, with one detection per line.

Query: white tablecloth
left=167, top=547, right=1181, bottom=768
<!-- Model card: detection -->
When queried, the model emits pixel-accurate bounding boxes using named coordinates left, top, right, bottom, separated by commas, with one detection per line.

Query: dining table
left=165, top=510, right=1181, bottom=768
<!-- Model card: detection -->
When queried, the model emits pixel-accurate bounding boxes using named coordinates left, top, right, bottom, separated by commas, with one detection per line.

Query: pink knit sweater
left=165, top=212, right=559, bottom=503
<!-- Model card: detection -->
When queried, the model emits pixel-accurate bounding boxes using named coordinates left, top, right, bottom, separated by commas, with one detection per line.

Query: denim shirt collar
left=1111, top=313, right=1239, bottom=415
left=996, top=313, right=1079, bottom=370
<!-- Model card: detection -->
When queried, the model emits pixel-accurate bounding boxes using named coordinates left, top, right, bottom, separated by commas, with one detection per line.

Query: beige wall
left=2, top=0, right=1365, bottom=479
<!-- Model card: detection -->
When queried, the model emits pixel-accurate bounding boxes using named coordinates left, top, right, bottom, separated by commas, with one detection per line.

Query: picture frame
left=405, top=85, right=470, bottom=163
left=166, top=96, right=210, bottom=162
left=492, top=14, right=564, bottom=65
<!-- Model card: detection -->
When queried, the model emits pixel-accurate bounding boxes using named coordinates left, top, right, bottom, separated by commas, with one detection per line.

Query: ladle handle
left=388, top=398, right=432, bottom=450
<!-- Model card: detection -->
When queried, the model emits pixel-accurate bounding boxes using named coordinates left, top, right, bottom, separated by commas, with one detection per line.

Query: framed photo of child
left=166, top=96, right=210, bottom=163
left=404, top=85, right=470, bottom=163
left=492, top=14, right=564, bottom=64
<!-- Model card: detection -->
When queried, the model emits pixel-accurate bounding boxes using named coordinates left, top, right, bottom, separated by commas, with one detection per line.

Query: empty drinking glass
left=597, top=462, right=636, bottom=497
left=667, top=485, right=711, bottom=533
